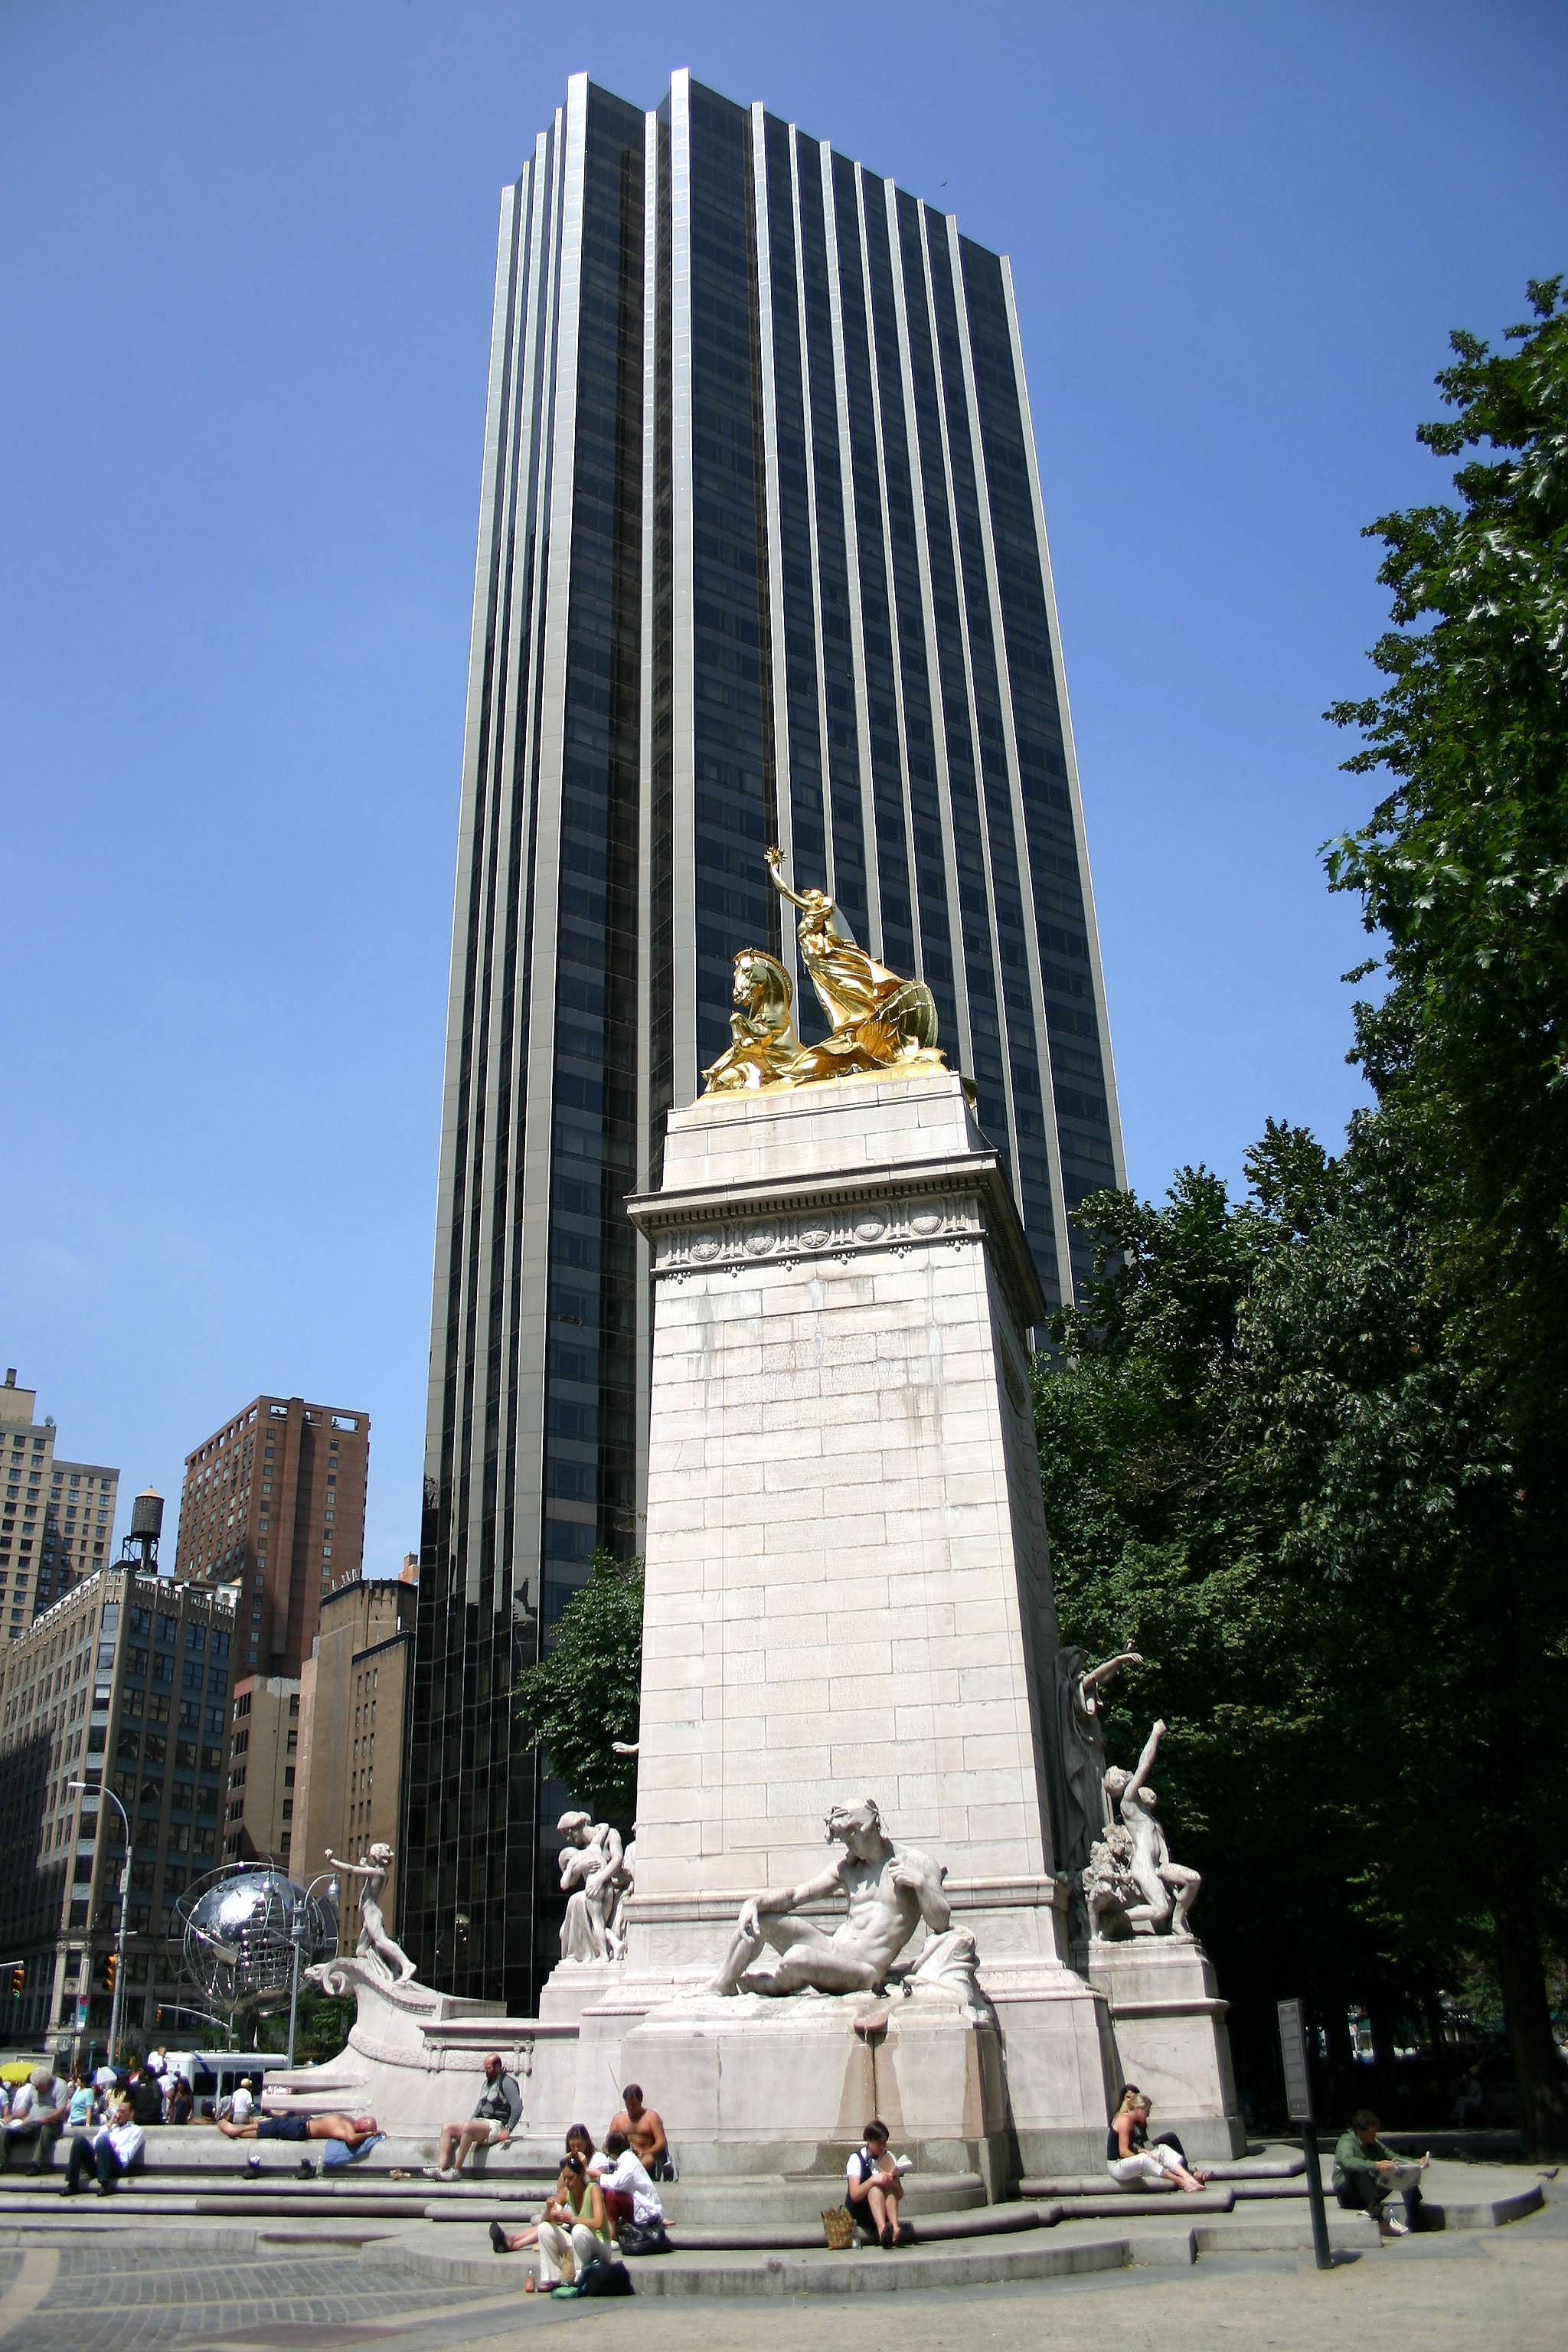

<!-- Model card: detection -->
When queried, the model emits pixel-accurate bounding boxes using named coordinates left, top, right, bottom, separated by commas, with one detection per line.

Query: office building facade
left=0, top=1371, right=119, bottom=1633
left=0, top=1564, right=235, bottom=2055
left=174, top=1395, right=369, bottom=1677
left=221, top=1674, right=301, bottom=1871
left=407, top=70, right=1124, bottom=2007
left=293, top=1565, right=416, bottom=1947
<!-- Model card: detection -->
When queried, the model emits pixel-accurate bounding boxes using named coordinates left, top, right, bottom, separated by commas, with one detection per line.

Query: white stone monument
left=274, top=861, right=1243, bottom=2174
left=572, top=1061, right=1116, bottom=2176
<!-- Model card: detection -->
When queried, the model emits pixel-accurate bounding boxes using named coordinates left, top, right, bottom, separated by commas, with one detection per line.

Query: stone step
left=381, top=2217, right=1134, bottom=2297
left=1018, top=2167, right=1302, bottom=2200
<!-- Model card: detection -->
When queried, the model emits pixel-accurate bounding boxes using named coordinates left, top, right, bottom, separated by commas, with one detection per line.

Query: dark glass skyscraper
left=405, top=70, right=1125, bottom=2009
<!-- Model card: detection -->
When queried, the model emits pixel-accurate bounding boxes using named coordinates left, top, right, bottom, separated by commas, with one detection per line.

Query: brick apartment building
left=174, top=1395, right=368, bottom=1677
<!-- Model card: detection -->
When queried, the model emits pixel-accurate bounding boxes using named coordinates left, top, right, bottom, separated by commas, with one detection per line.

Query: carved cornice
left=627, top=1147, right=1046, bottom=1332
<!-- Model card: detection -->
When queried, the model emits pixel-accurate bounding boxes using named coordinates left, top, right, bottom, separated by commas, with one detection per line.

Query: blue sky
left=2, top=1, right=1563, bottom=1573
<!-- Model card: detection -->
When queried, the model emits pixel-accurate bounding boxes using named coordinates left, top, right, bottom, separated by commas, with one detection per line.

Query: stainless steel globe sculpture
left=173, top=1865, right=338, bottom=2015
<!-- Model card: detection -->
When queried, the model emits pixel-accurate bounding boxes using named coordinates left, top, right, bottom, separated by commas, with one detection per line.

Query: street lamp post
left=286, top=1873, right=338, bottom=2069
left=68, top=1779, right=131, bottom=2067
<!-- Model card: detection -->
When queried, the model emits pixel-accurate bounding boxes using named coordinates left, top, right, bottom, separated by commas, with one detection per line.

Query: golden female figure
left=763, top=847, right=941, bottom=1080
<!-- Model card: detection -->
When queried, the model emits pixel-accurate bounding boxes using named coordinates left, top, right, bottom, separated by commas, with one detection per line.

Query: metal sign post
left=1278, top=1998, right=1334, bottom=2270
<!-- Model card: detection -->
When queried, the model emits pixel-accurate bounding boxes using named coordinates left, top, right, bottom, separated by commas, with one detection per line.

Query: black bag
left=578, top=2254, right=635, bottom=2296
left=618, top=2219, right=672, bottom=2257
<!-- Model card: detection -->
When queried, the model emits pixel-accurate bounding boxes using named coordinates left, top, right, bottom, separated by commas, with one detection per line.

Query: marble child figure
left=323, top=1844, right=419, bottom=1983
left=709, top=1798, right=951, bottom=1997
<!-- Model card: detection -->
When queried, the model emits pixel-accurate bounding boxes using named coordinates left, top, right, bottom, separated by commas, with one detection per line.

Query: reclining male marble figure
left=708, top=1798, right=981, bottom=2004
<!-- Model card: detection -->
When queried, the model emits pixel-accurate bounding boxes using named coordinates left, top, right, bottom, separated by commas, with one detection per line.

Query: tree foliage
left=1041, top=283, right=1568, bottom=2150
left=513, top=1550, right=642, bottom=1820
left=1326, top=275, right=1568, bottom=1429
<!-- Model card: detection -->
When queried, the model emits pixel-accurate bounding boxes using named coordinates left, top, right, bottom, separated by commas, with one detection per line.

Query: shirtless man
left=709, top=1798, right=951, bottom=1997
left=217, top=2109, right=381, bottom=2154
left=606, top=2083, right=668, bottom=2174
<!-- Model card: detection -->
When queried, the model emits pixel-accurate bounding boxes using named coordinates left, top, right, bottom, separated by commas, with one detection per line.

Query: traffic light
left=9, top=1965, right=21, bottom=1998
left=104, top=1953, right=117, bottom=1994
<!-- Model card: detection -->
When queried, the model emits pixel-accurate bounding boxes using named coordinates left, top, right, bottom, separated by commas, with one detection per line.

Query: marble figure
left=557, top=1812, right=634, bottom=1963
left=322, top=1843, right=419, bottom=1983
left=1099, top=1720, right=1201, bottom=1938
left=1056, top=1645, right=1143, bottom=1872
left=708, top=1798, right=953, bottom=1997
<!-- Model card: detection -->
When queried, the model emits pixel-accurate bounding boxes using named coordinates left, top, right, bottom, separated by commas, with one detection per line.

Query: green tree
left=1036, top=1133, right=1423, bottom=2089
left=513, top=1550, right=642, bottom=1819
left=1326, top=279, right=1568, bottom=1435
left=1323, top=276, right=1568, bottom=2148
left=1040, top=1117, right=1568, bottom=2146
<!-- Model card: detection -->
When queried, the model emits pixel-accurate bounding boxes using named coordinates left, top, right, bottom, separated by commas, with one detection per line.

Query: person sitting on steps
left=590, top=2130, right=668, bottom=2246
left=63, top=2094, right=145, bottom=2197
left=489, top=2125, right=597, bottom=2256
left=0, top=2068, right=70, bottom=2175
left=1106, top=2088, right=1210, bottom=2193
left=534, top=2152, right=610, bottom=2292
left=424, top=2053, right=521, bottom=2180
left=845, top=2118, right=912, bottom=2246
left=1332, top=2109, right=1429, bottom=2236
left=606, top=2083, right=671, bottom=2178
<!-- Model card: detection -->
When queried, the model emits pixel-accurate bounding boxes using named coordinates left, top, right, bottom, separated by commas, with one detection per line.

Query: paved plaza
left=1, top=2191, right=1560, bottom=2352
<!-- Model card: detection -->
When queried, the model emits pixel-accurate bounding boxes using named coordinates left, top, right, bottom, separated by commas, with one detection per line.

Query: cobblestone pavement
left=14, top=2243, right=536, bottom=2352
left=3, top=2205, right=1564, bottom=2352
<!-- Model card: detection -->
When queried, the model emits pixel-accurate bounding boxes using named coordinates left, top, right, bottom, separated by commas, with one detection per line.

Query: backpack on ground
left=577, top=2253, right=635, bottom=2296
left=617, top=2218, right=672, bottom=2256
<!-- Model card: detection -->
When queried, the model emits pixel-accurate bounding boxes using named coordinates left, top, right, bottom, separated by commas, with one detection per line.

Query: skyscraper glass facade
left=405, top=71, right=1124, bottom=2009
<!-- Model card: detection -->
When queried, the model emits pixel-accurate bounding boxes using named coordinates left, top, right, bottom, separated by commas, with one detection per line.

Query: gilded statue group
left=701, top=847, right=946, bottom=1095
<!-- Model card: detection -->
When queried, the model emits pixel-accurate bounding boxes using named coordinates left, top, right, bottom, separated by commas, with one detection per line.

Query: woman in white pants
left=1106, top=2090, right=1209, bottom=2193
left=536, top=2156, right=609, bottom=2288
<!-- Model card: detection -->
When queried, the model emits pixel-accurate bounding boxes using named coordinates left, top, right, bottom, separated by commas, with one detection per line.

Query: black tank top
left=1107, top=2118, right=1147, bottom=2159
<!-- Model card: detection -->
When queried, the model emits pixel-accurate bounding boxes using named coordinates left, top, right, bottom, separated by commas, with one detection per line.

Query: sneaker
left=246, top=2155, right=262, bottom=2176
left=297, top=2158, right=316, bottom=2178
left=421, top=2166, right=443, bottom=2180
left=1383, top=2211, right=1410, bottom=2236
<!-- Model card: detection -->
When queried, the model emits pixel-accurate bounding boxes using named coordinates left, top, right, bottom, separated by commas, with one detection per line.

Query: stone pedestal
left=1083, top=1937, right=1246, bottom=2158
left=617, top=1991, right=1009, bottom=2192
left=597, top=1070, right=1118, bottom=2170
left=289, top=1068, right=1240, bottom=2184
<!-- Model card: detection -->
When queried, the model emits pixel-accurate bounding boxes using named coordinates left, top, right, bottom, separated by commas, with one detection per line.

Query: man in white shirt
left=0, top=2069, right=70, bottom=2174
left=229, top=2078, right=255, bottom=2125
left=589, top=2132, right=667, bottom=2246
left=64, top=2095, right=146, bottom=2196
